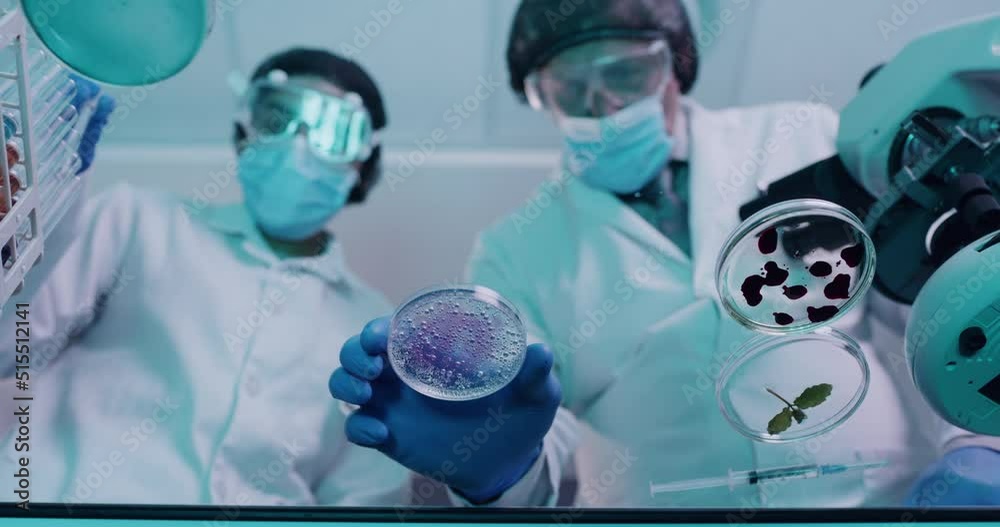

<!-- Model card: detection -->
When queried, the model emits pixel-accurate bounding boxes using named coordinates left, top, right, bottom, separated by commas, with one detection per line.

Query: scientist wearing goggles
left=0, top=48, right=415, bottom=506
left=332, top=0, right=1000, bottom=508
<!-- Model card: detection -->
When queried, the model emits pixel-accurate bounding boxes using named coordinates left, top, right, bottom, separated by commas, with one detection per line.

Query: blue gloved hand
left=68, top=74, right=115, bottom=174
left=905, top=447, right=1000, bottom=507
left=329, top=316, right=561, bottom=504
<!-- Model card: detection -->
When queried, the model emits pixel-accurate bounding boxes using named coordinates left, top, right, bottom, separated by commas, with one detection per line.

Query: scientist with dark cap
left=1, top=48, right=413, bottom=506
left=331, top=0, right=1000, bottom=507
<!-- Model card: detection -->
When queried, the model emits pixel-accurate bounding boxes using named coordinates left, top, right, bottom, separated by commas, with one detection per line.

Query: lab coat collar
left=670, top=102, right=690, bottom=162
left=561, top=99, right=701, bottom=267
left=191, top=201, right=348, bottom=286
left=564, top=171, right=691, bottom=266
left=685, top=98, right=756, bottom=301
left=562, top=98, right=766, bottom=299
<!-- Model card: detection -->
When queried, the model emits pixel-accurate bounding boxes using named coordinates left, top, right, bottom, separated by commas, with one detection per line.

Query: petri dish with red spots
left=387, top=284, right=527, bottom=401
left=716, top=327, right=871, bottom=443
left=715, top=199, right=876, bottom=334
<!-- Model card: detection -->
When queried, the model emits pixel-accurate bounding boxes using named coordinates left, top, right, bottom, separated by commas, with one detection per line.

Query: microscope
left=740, top=14, right=1000, bottom=436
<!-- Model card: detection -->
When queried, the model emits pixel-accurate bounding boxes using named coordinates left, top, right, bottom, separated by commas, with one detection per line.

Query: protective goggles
left=241, top=77, right=377, bottom=164
left=524, top=39, right=671, bottom=118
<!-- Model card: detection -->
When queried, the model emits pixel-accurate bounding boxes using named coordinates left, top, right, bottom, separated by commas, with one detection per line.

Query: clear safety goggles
left=525, top=39, right=671, bottom=118
left=241, top=78, right=377, bottom=164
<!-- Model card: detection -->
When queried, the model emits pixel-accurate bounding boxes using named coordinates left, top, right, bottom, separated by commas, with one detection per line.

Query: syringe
left=649, top=460, right=888, bottom=496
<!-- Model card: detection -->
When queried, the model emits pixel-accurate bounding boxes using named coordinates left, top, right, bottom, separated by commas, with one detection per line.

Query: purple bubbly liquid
left=388, top=290, right=525, bottom=399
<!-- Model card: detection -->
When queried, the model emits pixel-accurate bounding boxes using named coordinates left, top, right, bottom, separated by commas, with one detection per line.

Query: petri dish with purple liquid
left=715, top=199, right=876, bottom=334
left=387, top=285, right=527, bottom=401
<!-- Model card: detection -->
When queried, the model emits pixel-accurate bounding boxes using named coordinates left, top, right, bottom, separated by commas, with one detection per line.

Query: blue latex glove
left=905, top=447, right=1000, bottom=507
left=68, top=74, right=115, bottom=174
left=329, top=316, right=561, bottom=504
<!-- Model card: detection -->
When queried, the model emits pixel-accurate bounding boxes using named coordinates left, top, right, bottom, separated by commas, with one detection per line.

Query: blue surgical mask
left=238, top=137, right=359, bottom=241
left=559, top=96, right=673, bottom=195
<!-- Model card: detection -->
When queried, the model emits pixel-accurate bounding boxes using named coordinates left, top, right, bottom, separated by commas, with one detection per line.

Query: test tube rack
left=0, top=6, right=82, bottom=313
left=0, top=8, right=42, bottom=312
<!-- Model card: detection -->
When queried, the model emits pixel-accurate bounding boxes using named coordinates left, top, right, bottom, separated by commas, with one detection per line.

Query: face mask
left=237, top=137, right=359, bottom=241
left=558, top=96, right=673, bottom=195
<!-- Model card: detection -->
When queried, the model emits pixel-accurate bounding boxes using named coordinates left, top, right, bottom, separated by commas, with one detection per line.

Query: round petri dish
left=387, top=285, right=527, bottom=401
left=716, top=327, right=871, bottom=443
left=716, top=199, right=876, bottom=334
left=21, top=0, right=214, bottom=86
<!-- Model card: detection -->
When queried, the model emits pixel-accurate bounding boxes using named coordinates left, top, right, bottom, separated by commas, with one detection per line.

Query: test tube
left=40, top=157, right=82, bottom=232
left=35, top=106, right=79, bottom=156
left=42, top=180, right=82, bottom=233
left=8, top=59, right=68, bottom=113
left=14, top=204, right=31, bottom=245
left=32, top=70, right=75, bottom=106
left=0, top=48, right=47, bottom=100
left=35, top=133, right=71, bottom=164
left=34, top=107, right=78, bottom=148
left=4, top=78, right=77, bottom=145
left=32, top=78, right=76, bottom=128
left=37, top=155, right=77, bottom=198
left=40, top=139, right=76, bottom=173
left=28, top=53, right=64, bottom=83
left=36, top=143, right=76, bottom=187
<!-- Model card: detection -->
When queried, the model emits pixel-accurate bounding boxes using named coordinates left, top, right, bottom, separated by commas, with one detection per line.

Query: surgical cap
left=506, top=0, right=700, bottom=100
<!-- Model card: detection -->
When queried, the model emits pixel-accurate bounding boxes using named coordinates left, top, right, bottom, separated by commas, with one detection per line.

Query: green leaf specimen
left=767, top=408, right=793, bottom=435
left=793, top=383, right=833, bottom=409
left=765, top=384, right=833, bottom=435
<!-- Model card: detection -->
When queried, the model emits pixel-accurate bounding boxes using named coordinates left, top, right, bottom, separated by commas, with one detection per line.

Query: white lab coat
left=467, top=98, right=1000, bottom=507
left=0, top=184, right=408, bottom=506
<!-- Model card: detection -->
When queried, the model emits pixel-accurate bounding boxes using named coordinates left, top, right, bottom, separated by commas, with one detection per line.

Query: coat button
left=245, top=376, right=260, bottom=397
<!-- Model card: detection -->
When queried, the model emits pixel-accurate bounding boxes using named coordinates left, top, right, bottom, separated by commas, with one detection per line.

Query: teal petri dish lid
left=21, top=0, right=214, bottom=85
